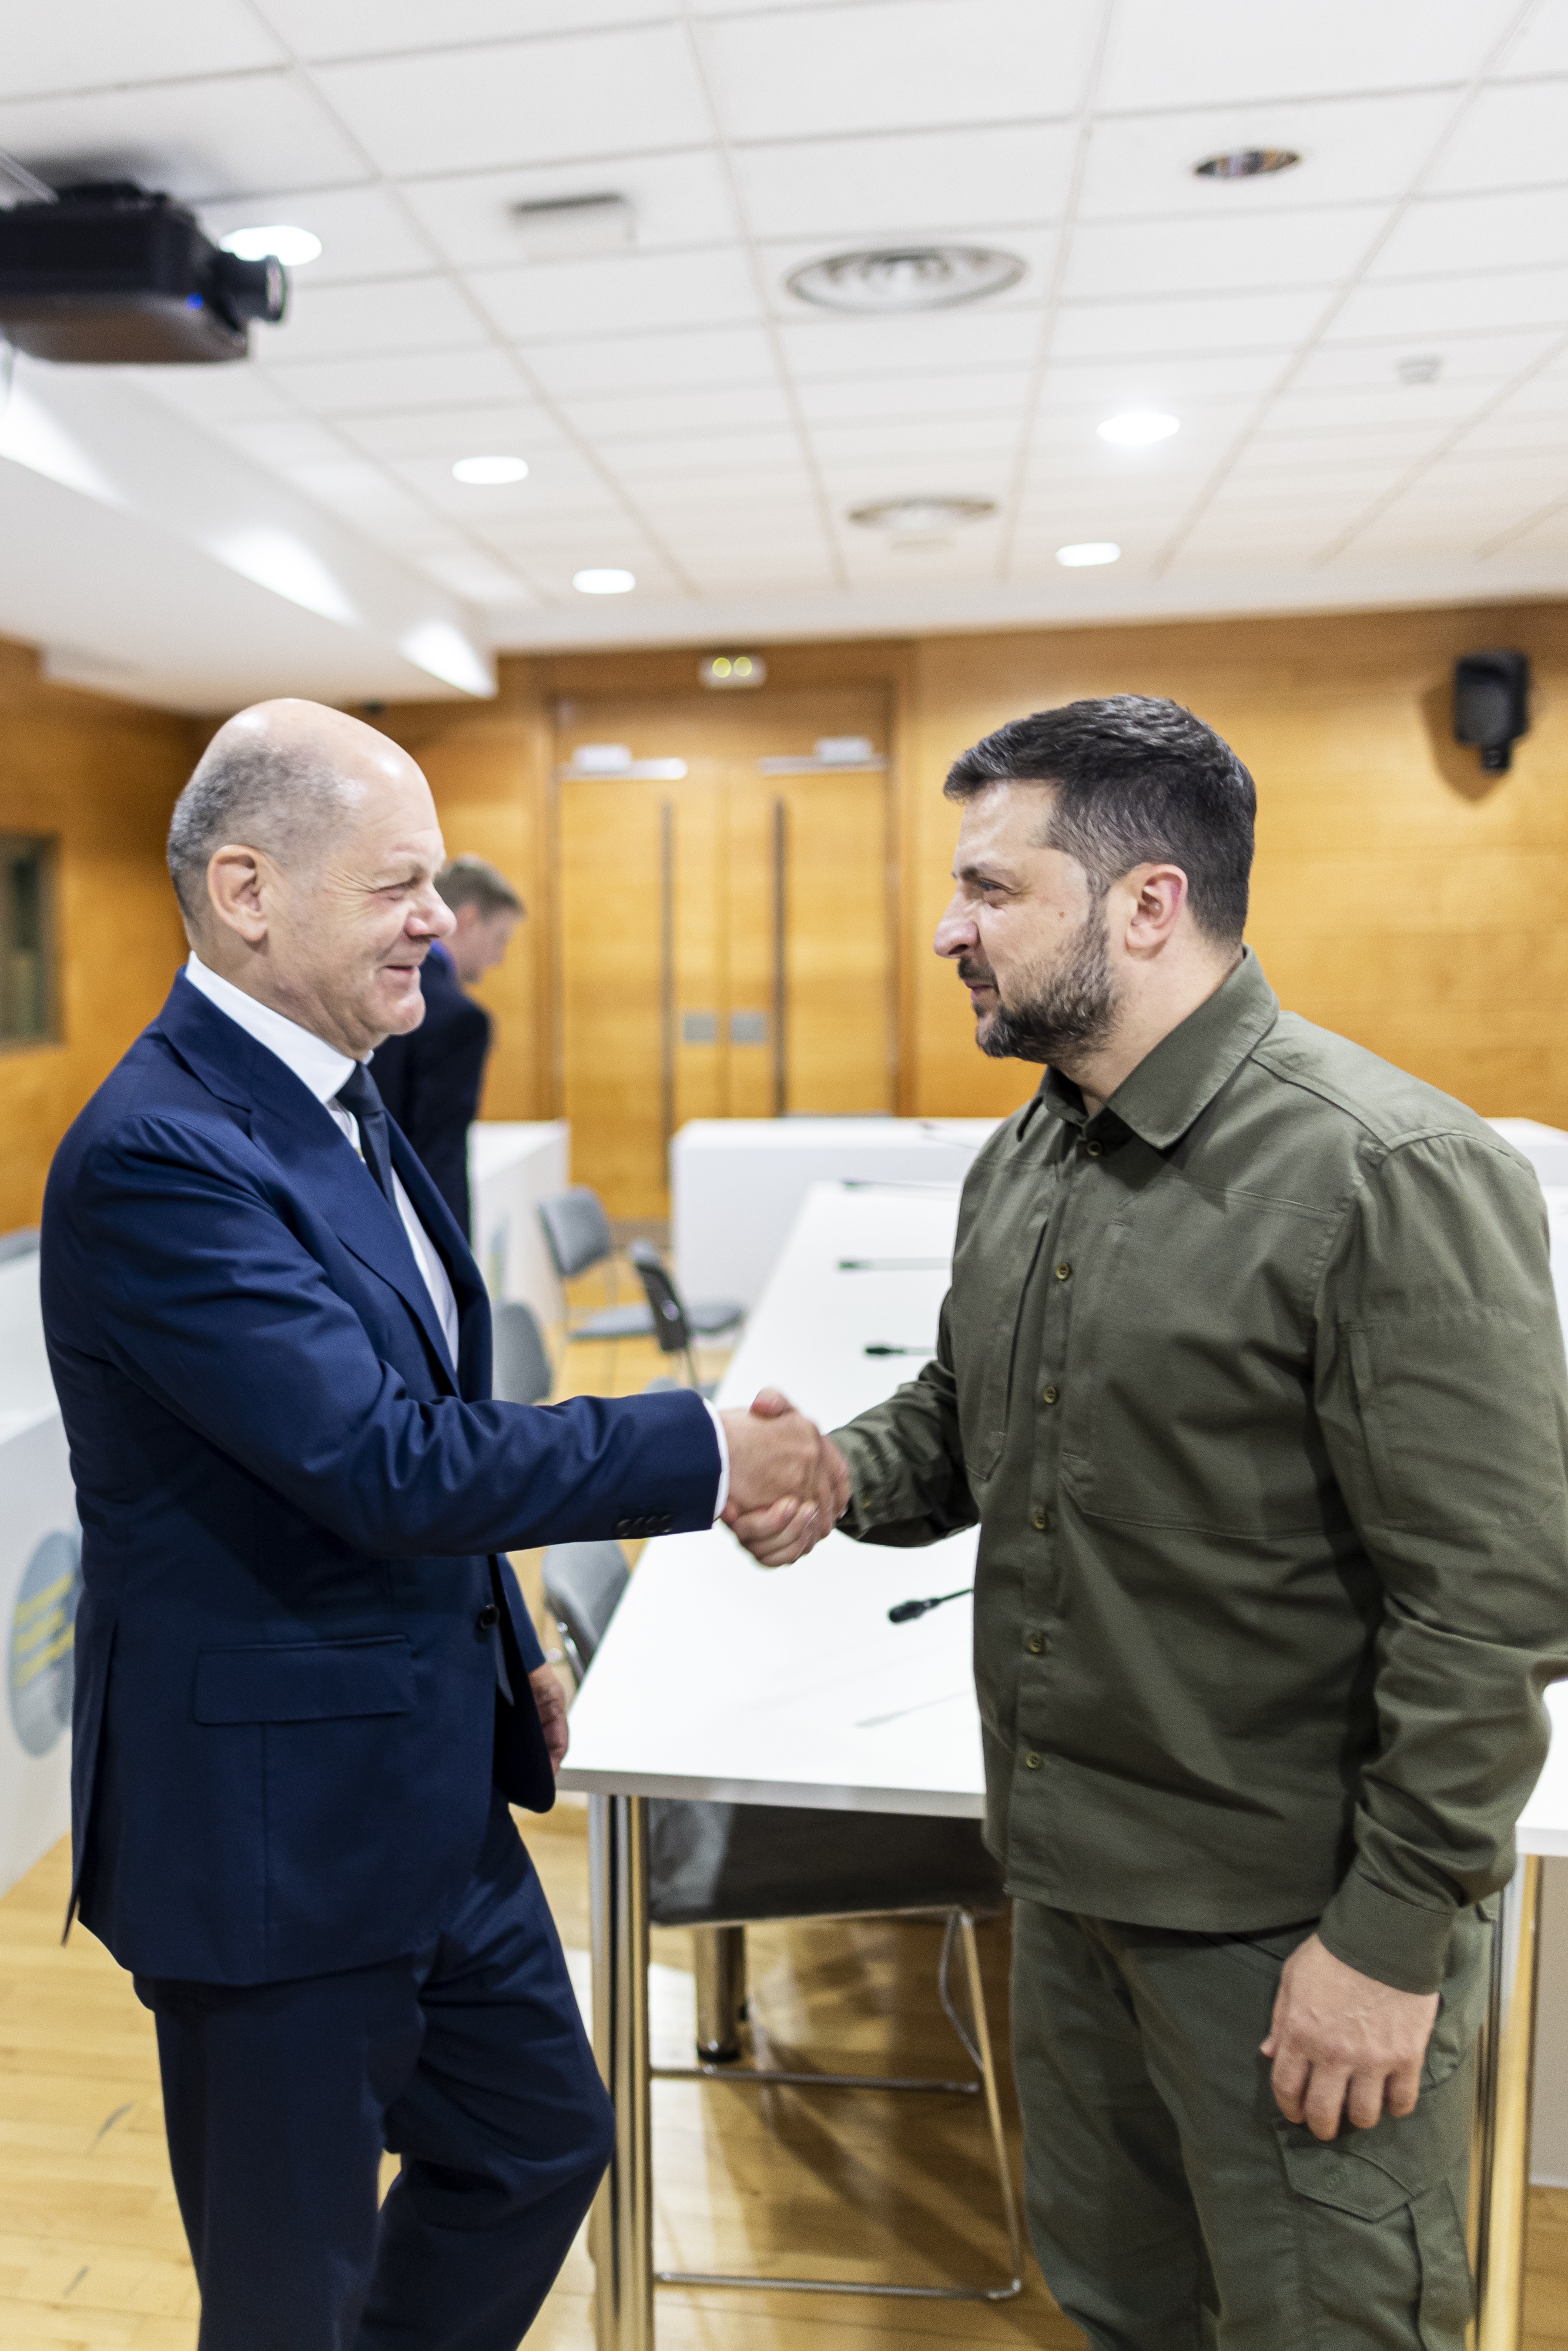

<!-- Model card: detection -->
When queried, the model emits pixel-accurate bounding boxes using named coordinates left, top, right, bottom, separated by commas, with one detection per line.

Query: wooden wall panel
left=0, top=639, right=195, bottom=1233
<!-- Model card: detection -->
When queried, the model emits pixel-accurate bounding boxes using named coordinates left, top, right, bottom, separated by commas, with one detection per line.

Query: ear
left=1118, top=862, right=1189, bottom=959
left=206, top=843, right=272, bottom=946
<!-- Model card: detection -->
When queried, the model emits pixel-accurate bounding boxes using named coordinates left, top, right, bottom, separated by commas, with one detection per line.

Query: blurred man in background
left=373, top=853, right=522, bottom=1238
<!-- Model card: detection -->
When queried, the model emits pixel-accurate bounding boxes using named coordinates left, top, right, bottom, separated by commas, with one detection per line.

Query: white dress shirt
left=180, top=956, right=730, bottom=1511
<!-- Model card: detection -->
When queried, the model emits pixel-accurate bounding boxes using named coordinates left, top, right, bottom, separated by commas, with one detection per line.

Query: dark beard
left=961, top=909, right=1118, bottom=1066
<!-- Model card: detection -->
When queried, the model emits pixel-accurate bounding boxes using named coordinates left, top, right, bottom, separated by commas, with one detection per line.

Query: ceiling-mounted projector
left=0, top=180, right=287, bottom=363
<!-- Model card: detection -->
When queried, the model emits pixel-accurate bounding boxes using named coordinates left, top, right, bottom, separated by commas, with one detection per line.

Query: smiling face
left=199, top=705, right=455, bottom=1060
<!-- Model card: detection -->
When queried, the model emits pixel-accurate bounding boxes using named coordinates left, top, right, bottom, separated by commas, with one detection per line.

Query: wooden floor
left=5, top=1302, right=1567, bottom=2347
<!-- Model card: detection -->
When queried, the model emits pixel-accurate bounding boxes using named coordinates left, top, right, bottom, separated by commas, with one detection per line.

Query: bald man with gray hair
left=41, top=698, right=846, bottom=2349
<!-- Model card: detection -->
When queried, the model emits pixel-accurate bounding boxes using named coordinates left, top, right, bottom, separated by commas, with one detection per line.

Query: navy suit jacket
left=370, top=943, right=489, bottom=1238
left=42, top=974, right=719, bottom=1985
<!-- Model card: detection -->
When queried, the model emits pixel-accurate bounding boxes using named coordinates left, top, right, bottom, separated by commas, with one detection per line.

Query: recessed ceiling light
left=574, top=567, right=636, bottom=595
left=1056, top=542, right=1121, bottom=568
left=1192, top=149, right=1302, bottom=180
left=220, top=224, right=322, bottom=266
left=788, top=246, right=1024, bottom=314
left=849, top=496, right=997, bottom=533
left=1098, top=411, right=1180, bottom=447
left=452, top=454, right=530, bottom=485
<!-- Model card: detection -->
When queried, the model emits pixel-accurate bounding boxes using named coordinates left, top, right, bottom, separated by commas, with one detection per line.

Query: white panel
left=315, top=25, right=709, bottom=176
left=524, top=326, right=776, bottom=396
left=562, top=383, right=795, bottom=440
left=1328, top=267, right=1568, bottom=343
left=795, top=367, right=1032, bottom=423
left=1100, top=0, right=1519, bottom=109
left=263, top=0, right=672, bottom=54
left=259, top=349, right=527, bottom=414
left=1036, top=350, right=1288, bottom=407
left=401, top=152, right=738, bottom=272
left=632, top=471, right=819, bottom=516
left=0, top=72, right=366, bottom=204
left=1289, top=330, right=1559, bottom=393
left=779, top=309, right=1043, bottom=379
left=1428, top=83, right=1568, bottom=196
left=1371, top=187, right=1568, bottom=281
left=273, top=276, right=490, bottom=362
left=196, top=184, right=437, bottom=285
left=733, top=122, right=1077, bottom=240
left=1063, top=207, right=1381, bottom=301
left=811, top=414, right=1022, bottom=462
left=417, top=549, right=537, bottom=605
left=393, top=448, right=617, bottom=513
left=1493, top=0, right=1568, bottom=75
left=1078, top=93, right=1463, bottom=223
left=220, top=417, right=354, bottom=470
left=699, top=0, right=1100, bottom=140
left=476, top=248, right=762, bottom=343
left=2, top=1, right=282, bottom=95
left=592, top=428, right=803, bottom=480
left=1053, top=288, right=1326, bottom=360
left=340, top=403, right=567, bottom=459
left=135, top=370, right=300, bottom=427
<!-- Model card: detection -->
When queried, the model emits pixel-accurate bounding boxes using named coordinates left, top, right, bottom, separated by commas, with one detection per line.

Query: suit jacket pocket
left=193, top=1636, right=414, bottom=1724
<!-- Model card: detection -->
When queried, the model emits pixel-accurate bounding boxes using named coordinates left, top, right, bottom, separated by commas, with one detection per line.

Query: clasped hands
left=719, top=1388, right=852, bottom=1566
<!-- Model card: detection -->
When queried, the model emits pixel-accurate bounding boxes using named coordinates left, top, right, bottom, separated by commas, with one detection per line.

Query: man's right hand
left=719, top=1388, right=850, bottom=1567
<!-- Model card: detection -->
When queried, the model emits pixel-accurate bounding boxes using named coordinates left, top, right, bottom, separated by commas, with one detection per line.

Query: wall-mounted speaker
left=1453, top=651, right=1529, bottom=772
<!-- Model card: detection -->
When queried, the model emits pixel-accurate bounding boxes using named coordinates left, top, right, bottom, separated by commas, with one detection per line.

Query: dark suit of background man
left=41, top=698, right=846, bottom=2351
left=372, top=853, right=522, bottom=1240
left=729, top=697, right=1568, bottom=2350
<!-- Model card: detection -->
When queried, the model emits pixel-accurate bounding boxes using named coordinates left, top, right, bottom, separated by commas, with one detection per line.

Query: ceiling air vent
left=1192, top=149, right=1301, bottom=180
left=849, top=497, right=997, bottom=535
left=788, top=245, right=1024, bottom=313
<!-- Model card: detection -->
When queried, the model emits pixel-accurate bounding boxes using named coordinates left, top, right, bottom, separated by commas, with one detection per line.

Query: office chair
left=626, top=1239, right=727, bottom=1392
left=488, top=1300, right=553, bottom=1406
left=538, top=1188, right=744, bottom=1352
left=538, top=1539, right=1024, bottom=2305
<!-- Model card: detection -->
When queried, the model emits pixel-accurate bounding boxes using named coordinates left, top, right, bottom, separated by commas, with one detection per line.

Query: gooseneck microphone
left=888, top=1586, right=974, bottom=1624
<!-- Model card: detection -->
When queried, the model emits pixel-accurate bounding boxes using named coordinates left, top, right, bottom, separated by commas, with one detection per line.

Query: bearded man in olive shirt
left=731, top=696, right=1568, bottom=2348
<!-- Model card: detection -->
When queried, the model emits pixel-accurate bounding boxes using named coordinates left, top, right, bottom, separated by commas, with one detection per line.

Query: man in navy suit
left=41, top=699, right=845, bottom=2350
left=371, top=854, right=522, bottom=1240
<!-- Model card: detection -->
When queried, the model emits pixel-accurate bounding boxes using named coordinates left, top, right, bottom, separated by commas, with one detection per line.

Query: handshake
left=718, top=1389, right=852, bottom=1567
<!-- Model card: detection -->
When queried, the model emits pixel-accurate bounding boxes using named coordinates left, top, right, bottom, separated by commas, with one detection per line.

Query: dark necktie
left=334, top=1061, right=394, bottom=1204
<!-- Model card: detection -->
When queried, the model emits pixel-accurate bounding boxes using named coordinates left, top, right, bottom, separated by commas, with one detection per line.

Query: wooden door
left=555, top=688, right=894, bottom=1218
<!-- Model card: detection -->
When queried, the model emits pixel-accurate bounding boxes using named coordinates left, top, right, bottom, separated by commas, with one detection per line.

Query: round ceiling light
left=1098, top=410, right=1180, bottom=447
left=574, top=567, right=636, bottom=595
left=1192, top=149, right=1301, bottom=180
left=849, top=496, right=997, bottom=534
left=1056, top=542, right=1121, bottom=568
left=788, top=245, right=1024, bottom=314
left=221, top=224, right=323, bottom=266
left=452, top=454, right=530, bottom=484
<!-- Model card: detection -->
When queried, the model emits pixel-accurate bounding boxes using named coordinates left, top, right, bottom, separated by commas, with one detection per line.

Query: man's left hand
left=529, top=1663, right=569, bottom=1773
left=1262, top=1932, right=1440, bottom=2139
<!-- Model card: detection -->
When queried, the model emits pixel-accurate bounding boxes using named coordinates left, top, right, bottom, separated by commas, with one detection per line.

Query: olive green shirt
left=833, top=951, right=1568, bottom=1994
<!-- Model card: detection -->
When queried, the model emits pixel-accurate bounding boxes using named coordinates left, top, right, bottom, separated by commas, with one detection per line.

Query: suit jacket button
left=613, top=1519, right=631, bottom=1538
left=476, top=1603, right=500, bottom=1635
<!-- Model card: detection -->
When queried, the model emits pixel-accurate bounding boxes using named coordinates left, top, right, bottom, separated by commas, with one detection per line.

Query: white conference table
left=467, top=1120, right=570, bottom=1324
left=561, top=1177, right=1562, bottom=2351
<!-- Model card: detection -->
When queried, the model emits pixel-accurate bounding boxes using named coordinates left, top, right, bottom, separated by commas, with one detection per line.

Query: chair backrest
left=490, top=1301, right=552, bottom=1406
left=628, top=1240, right=689, bottom=1357
left=540, top=1540, right=630, bottom=1680
left=537, top=1187, right=615, bottom=1282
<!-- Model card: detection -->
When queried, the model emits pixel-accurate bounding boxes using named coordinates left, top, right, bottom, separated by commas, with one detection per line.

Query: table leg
left=589, top=1794, right=653, bottom=2351
left=1472, top=1855, right=1543, bottom=2351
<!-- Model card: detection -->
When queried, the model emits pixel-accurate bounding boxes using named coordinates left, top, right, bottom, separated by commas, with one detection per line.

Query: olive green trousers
left=1010, top=1902, right=1491, bottom=2350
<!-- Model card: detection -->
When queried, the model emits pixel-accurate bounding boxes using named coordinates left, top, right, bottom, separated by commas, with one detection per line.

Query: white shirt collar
left=183, top=954, right=357, bottom=1107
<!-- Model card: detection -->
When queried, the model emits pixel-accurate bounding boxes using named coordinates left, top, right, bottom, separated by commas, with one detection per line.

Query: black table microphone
left=889, top=1586, right=973, bottom=1623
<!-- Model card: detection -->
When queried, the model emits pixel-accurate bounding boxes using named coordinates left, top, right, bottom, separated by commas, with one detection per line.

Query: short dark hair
left=944, top=695, right=1255, bottom=945
left=436, top=855, right=524, bottom=920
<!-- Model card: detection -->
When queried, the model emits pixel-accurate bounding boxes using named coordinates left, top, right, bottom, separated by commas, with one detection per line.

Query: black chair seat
left=685, top=1299, right=744, bottom=1337
left=648, top=1800, right=1003, bottom=1928
left=569, top=1302, right=656, bottom=1341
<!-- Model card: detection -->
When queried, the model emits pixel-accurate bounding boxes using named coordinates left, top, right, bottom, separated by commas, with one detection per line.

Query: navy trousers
left=137, top=1793, right=614, bottom=2350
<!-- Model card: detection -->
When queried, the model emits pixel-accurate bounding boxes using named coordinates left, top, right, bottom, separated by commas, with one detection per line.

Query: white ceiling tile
left=810, top=414, right=1022, bottom=463
left=268, top=276, right=490, bottom=362
left=416, top=551, right=540, bottom=609
left=196, top=184, right=437, bottom=284
left=1428, top=83, right=1568, bottom=196
left=1369, top=187, right=1568, bottom=282
left=1053, top=287, right=1327, bottom=361
left=4, top=2, right=282, bottom=95
left=1063, top=207, right=1380, bottom=302
left=1493, top=0, right=1568, bottom=76
left=1036, top=351, right=1288, bottom=408
left=524, top=326, right=776, bottom=397
left=780, top=309, right=1044, bottom=379
left=314, top=25, right=709, bottom=178
left=1100, top=0, right=1519, bottom=110
left=400, top=152, right=738, bottom=273
left=1287, top=330, right=1559, bottom=393
left=262, top=0, right=674, bottom=58
left=1243, top=421, right=1456, bottom=470
left=562, top=383, right=795, bottom=440
left=279, top=457, right=437, bottom=527
left=699, top=0, right=1100, bottom=142
left=796, top=368, right=1032, bottom=423
left=733, top=123, right=1077, bottom=242
left=632, top=471, right=817, bottom=516
left=258, top=348, right=526, bottom=413
left=1462, top=394, right=1568, bottom=448
left=133, top=369, right=300, bottom=427
left=394, top=448, right=616, bottom=512
left=0, top=71, right=366, bottom=205
left=339, top=402, right=565, bottom=459
left=1328, top=266, right=1568, bottom=343
left=476, top=249, right=762, bottom=343
left=595, top=428, right=803, bottom=480
left=1078, top=93, right=1463, bottom=223
left=219, top=417, right=355, bottom=469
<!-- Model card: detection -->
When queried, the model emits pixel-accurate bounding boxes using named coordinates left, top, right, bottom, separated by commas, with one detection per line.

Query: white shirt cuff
left=703, top=1399, right=729, bottom=1519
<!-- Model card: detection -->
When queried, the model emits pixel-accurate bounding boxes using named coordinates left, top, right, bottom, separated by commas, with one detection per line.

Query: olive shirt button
left=1024, top=1752, right=1043, bottom=1770
left=1041, top=1385, right=1058, bottom=1406
left=1031, top=1506, right=1047, bottom=1531
left=1085, top=1140, right=1103, bottom=1158
left=1026, top=1632, right=1046, bottom=1655
left=1054, top=1261, right=1071, bottom=1280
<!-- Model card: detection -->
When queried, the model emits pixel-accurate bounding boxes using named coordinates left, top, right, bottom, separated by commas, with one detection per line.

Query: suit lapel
left=386, top=1125, right=492, bottom=1397
left=155, top=976, right=461, bottom=1392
